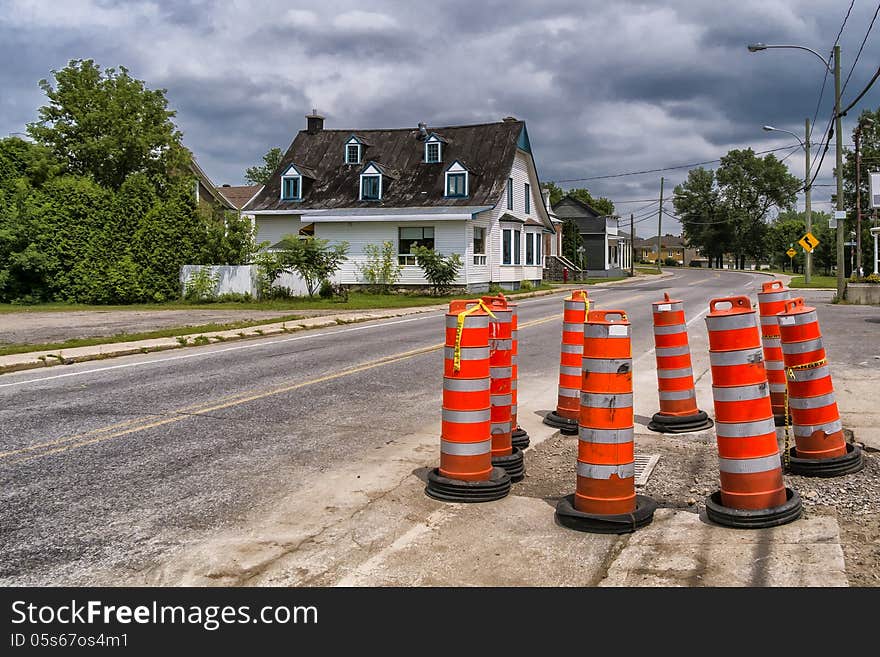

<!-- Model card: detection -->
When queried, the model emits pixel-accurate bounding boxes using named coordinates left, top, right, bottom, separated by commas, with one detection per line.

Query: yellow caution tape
left=453, top=300, right=496, bottom=373
left=782, top=357, right=828, bottom=470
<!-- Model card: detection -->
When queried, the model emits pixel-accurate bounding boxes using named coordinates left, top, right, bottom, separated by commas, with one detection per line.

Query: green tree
left=541, top=182, right=615, bottom=215
left=839, top=107, right=880, bottom=273
left=198, top=206, right=258, bottom=266
left=413, top=246, right=462, bottom=295
left=245, top=147, right=283, bottom=185
left=561, top=218, right=582, bottom=266
left=274, top=235, right=349, bottom=298
left=673, top=167, right=729, bottom=268
left=27, top=59, right=187, bottom=190
left=766, top=211, right=805, bottom=272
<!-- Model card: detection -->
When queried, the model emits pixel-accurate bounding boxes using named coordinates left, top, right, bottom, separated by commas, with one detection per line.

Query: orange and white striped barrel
left=508, top=300, right=529, bottom=447
left=777, top=297, right=846, bottom=460
left=440, top=300, right=492, bottom=481
left=757, top=280, right=791, bottom=423
left=705, top=296, right=786, bottom=511
left=544, top=290, right=590, bottom=432
left=482, top=296, right=513, bottom=458
left=575, top=309, right=635, bottom=515
left=648, top=293, right=712, bottom=432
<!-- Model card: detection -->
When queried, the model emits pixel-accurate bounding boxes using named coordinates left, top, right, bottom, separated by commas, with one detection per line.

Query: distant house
left=243, top=112, right=555, bottom=291
left=216, top=184, right=263, bottom=215
left=633, top=233, right=703, bottom=265
left=190, top=159, right=236, bottom=213
left=550, top=195, right=630, bottom=276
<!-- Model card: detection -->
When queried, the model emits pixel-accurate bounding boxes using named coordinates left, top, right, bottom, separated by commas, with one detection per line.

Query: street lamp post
left=763, top=121, right=812, bottom=284
left=748, top=42, right=846, bottom=299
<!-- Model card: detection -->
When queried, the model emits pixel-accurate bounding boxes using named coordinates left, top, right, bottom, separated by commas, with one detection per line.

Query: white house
left=243, top=112, right=555, bottom=291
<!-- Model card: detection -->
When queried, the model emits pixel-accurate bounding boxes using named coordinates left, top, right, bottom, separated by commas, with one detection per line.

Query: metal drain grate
left=634, top=453, right=660, bottom=487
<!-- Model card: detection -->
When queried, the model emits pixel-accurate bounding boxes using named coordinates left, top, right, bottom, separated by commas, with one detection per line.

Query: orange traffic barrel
left=426, top=299, right=511, bottom=502
left=757, top=280, right=791, bottom=425
left=703, top=295, right=802, bottom=529
left=509, top=301, right=530, bottom=449
left=777, top=297, right=864, bottom=477
left=556, top=309, right=657, bottom=534
left=647, top=293, right=713, bottom=433
left=482, top=295, right=524, bottom=482
left=544, top=290, right=591, bottom=434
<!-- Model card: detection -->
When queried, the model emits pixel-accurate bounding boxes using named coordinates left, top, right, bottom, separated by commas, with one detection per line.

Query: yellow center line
left=2, top=313, right=561, bottom=466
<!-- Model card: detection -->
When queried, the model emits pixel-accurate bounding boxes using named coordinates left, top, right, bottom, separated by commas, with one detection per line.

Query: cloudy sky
left=2, top=0, right=879, bottom=236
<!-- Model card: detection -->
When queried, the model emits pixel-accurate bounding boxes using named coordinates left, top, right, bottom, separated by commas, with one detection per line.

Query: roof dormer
left=424, top=133, right=447, bottom=164
left=444, top=160, right=469, bottom=198
left=359, top=161, right=384, bottom=201
left=345, top=135, right=370, bottom=165
left=280, top=163, right=303, bottom=201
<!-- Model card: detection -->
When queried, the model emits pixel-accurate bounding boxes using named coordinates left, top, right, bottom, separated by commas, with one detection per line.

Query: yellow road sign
left=786, top=248, right=797, bottom=258
left=798, top=232, right=820, bottom=252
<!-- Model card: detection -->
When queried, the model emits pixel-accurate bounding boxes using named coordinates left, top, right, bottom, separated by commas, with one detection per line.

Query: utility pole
left=656, top=177, right=664, bottom=273
left=630, top=213, right=635, bottom=277
left=833, top=44, right=845, bottom=299
left=804, top=117, right=812, bottom=285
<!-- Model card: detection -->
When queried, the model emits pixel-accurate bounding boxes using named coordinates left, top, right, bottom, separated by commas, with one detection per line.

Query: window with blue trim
left=507, top=178, right=513, bottom=211
left=426, top=142, right=440, bottom=163
left=281, top=176, right=301, bottom=200
left=446, top=172, right=466, bottom=197
left=346, top=143, right=361, bottom=164
left=524, top=183, right=530, bottom=214
left=361, top=174, right=381, bottom=200
left=514, top=230, right=521, bottom=264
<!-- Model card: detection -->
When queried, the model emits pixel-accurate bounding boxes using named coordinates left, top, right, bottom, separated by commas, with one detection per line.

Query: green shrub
left=216, top=292, right=253, bottom=303
left=319, top=279, right=334, bottom=298
left=183, top=267, right=219, bottom=302
left=357, top=240, right=401, bottom=293
left=519, top=280, right=532, bottom=291
left=413, top=246, right=462, bottom=296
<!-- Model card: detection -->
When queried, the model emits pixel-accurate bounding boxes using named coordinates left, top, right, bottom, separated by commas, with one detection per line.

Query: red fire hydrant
left=563, top=267, right=569, bottom=283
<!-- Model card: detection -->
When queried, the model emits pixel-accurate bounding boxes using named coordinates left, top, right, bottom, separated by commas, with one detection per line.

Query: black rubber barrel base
left=511, top=426, right=530, bottom=450
left=492, top=447, right=525, bottom=482
left=773, top=413, right=790, bottom=427
left=647, top=409, right=714, bottom=434
left=425, top=466, right=511, bottom=503
left=705, top=487, right=802, bottom=529
left=543, top=410, right=579, bottom=435
left=555, top=494, right=658, bottom=534
left=786, top=443, right=864, bottom=478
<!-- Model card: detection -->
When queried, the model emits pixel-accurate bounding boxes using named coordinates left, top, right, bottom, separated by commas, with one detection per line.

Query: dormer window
left=280, top=164, right=303, bottom=201
left=425, top=136, right=442, bottom=163
left=345, top=136, right=363, bottom=164
left=444, top=160, right=468, bottom=198
left=359, top=162, right=383, bottom=201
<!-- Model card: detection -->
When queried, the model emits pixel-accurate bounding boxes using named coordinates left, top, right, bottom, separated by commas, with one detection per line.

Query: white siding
left=315, top=220, right=469, bottom=286
left=469, top=210, right=492, bottom=284
left=255, top=215, right=301, bottom=246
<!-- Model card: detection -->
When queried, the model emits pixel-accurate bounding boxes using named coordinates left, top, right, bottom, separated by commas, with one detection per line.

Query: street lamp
left=763, top=122, right=813, bottom=284
left=748, top=41, right=845, bottom=300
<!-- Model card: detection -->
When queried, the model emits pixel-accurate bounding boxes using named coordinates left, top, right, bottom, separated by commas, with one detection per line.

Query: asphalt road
left=0, top=268, right=769, bottom=585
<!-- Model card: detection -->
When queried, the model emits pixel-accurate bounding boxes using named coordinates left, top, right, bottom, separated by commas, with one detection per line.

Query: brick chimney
left=306, top=109, right=325, bottom=134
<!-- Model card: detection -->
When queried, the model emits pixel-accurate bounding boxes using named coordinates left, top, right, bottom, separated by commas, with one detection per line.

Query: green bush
left=663, top=257, right=679, bottom=267
left=412, top=246, right=462, bottom=296
left=184, top=267, right=219, bottom=302
left=216, top=292, right=253, bottom=303
left=319, top=279, right=334, bottom=298
left=357, top=240, right=401, bottom=293
left=519, top=280, right=533, bottom=291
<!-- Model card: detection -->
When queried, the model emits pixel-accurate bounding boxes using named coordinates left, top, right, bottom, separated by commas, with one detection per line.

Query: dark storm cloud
left=1, top=0, right=878, bottom=235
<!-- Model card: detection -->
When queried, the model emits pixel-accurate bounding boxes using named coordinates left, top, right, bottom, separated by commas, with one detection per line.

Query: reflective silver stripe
left=443, top=377, right=491, bottom=392
left=511, top=380, right=517, bottom=390
left=778, top=310, right=818, bottom=326
left=440, top=439, right=491, bottom=456
left=491, top=394, right=513, bottom=406
left=490, top=367, right=512, bottom=379
left=444, top=346, right=489, bottom=360
left=705, top=313, right=756, bottom=331
left=442, top=408, right=491, bottom=423
left=582, top=358, right=632, bottom=374
left=490, top=310, right=512, bottom=322
left=781, top=338, right=824, bottom=355
left=788, top=365, right=831, bottom=382
left=577, top=461, right=635, bottom=479
left=760, top=315, right=779, bottom=326
left=764, top=360, right=784, bottom=370
left=657, top=367, right=693, bottom=379
left=769, top=383, right=788, bottom=393
left=510, top=404, right=517, bottom=414
left=584, top=324, right=631, bottom=338
left=559, top=365, right=582, bottom=377
left=511, top=330, right=518, bottom=339
left=659, top=388, right=695, bottom=401
left=709, top=348, right=763, bottom=367
left=511, top=354, right=518, bottom=365
left=793, top=419, right=842, bottom=437
left=711, top=383, right=768, bottom=402
left=445, top=314, right=489, bottom=329
left=489, top=339, right=512, bottom=351
left=558, top=386, right=580, bottom=398
left=653, top=301, right=683, bottom=312
left=789, top=392, right=836, bottom=409
left=579, top=427, right=634, bottom=444
left=718, top=453, right=781, bottom=474
left=490, top=421, right=512, bottom=434
left=561, top=343, right=582, bottom=354
left=655, top=345, right=690, bottom=357
left=564, top=300, right=587, bottom=311
left=653, top=323, right=686, bottom=335
left=757, top=291, right=790, bottom=303
left=715, top=417, right=776, bottom=438
left=563, top=322, right=583, bottom=333
left=580, top=392, right=633, bottom=407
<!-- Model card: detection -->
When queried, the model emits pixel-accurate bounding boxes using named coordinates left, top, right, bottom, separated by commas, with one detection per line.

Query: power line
left=839, top=66, right=880, bottom=117
left=548, top=145, right=799, bottom=184
left=842, top=2, right=880, bottom=94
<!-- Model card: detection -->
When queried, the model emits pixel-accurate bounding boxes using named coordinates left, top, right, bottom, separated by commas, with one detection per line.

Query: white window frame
left=473, top=226, right=486, bottom=265
left=514, top=229, right=521, bottom=265
left=444, top=161, right=469, bottom=198
left=507, top=177, right=513, bottom=211
left=279, top=164, right=303, bottom=201
left=524, top=183, right=531, bottom=214
left=345, top=136, right=362, bottom=164
left=425, top=138, right=441, bottom=163
left=525, top=231, right=535, bottom=265
left=359, top=163, right=383, bottom=201
left=398, top=226, right=434, bottom=266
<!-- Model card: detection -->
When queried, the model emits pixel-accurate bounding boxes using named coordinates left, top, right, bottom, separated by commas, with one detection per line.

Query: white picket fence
left=180, top=265, right=312, bottom=298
